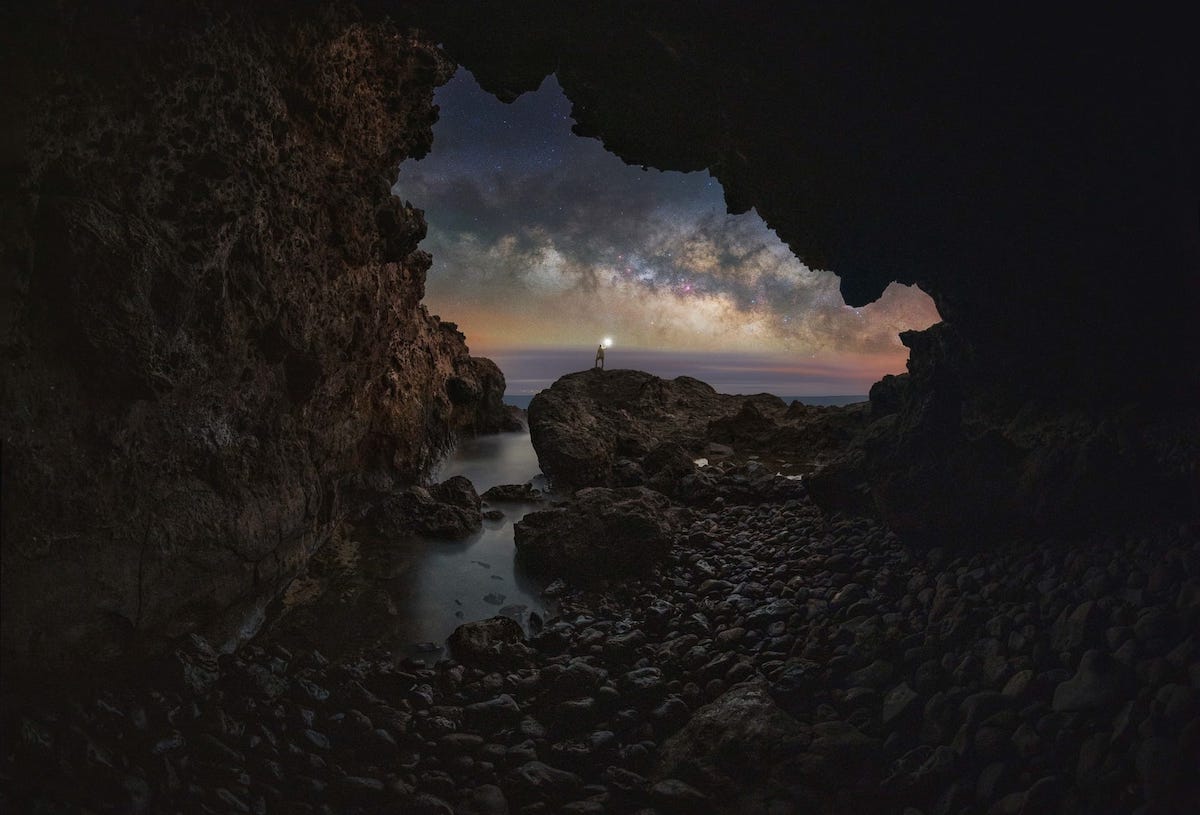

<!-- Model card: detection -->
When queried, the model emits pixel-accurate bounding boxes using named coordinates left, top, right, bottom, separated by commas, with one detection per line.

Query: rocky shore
left=3, top=454, right=1196, bottom=813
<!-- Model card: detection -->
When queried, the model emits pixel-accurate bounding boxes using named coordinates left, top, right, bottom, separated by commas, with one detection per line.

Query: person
left=594, top=343, right=605, bottom=369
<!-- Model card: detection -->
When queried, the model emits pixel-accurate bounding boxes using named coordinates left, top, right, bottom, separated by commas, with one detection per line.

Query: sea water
left=503, top=393, right=867, bottom=409
left=266, top=429, right=555, bottom=662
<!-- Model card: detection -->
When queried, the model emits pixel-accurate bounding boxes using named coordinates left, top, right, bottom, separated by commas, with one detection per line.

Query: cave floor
left=2, top=492, right=1197, bottom=814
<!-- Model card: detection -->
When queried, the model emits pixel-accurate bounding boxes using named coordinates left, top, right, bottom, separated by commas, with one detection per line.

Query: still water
left=265, top=429, right=555, bottom=663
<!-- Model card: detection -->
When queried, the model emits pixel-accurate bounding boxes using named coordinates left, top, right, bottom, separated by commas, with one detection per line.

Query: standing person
left=594, top=343, right=605, bottom=369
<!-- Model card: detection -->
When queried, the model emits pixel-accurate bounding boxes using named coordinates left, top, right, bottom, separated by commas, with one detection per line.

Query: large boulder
left=448, top=617, right=535, bottom=668
left=513, top=486, right=679, bottom=581
left=655, top=683, right=809, bottom=811
left=527, top=369, right=867, bottom=492
left=365, top=476, right=482, bottom=539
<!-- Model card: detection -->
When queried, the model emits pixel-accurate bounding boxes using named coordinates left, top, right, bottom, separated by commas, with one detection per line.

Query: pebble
left=4, top=479, right=1196, bottom=815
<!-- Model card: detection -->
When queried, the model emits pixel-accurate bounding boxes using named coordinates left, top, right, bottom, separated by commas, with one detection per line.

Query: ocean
left=502, top=393, right=867, bottom=410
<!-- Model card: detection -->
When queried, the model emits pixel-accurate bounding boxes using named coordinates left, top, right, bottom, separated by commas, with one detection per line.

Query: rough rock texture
left=481, top=483, right=546, bottom=503
left=411, top=4, right=1200, bottom=539
left=447, top=616, right=535, bottom=669
left=364, top=475, right=483, bottom=540
left=8, top=502, right=1195, bottom=813
left=513, top=486, right=681, bottom=581
left=0, top=3, right=512, bottom=676
left=655, top=683, right=806, bottom=809
left=527, top=369, right=867, bottom=493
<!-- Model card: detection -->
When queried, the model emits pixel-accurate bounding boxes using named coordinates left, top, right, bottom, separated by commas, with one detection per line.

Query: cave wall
left=0, top=1, right=509, bottom=675
left=403, top=1, right=1199, bottom=537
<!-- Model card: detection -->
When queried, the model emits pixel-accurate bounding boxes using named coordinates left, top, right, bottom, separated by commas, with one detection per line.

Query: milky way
left=394, top=70, right=940, bottom=394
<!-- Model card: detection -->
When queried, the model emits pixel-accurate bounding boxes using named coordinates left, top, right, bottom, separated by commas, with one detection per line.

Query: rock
left=366, top=477, right=482, bottom=540
left=507, top=760, right=583, bottom=804
left=1051, top=600, right=1102, bottom=653
left=465, top=694, right=522, bottom=728
left=163, top=634, right=221, bottom=697
left=514, top=487, right=680, bottom=580
left=448, top=617, right=535, bottom=668
left=464, top=784, right=510, bottom=815
left=0, top=4, right=518, bottom=674
left=481, top=483, right=545, bottom=503
left=527, top=369, right=867, bottom=492
left=651, top=778, right=712, bottom=813
left=1052, top=649, right=1131, bottom=712
left=882, top=682, right=920, bottom=725
left=808, top=720, right=881, bottom=766
left=656, top=683, right=805, bottom=784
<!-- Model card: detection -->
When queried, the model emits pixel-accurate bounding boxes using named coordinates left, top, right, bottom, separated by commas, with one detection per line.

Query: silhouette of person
left=595, top=344, right=605, bottom=369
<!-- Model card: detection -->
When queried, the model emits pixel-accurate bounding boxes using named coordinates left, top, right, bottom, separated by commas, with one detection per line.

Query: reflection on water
left=434, top=429, right=547, bottom=494
left=264, top=429, right=556, bottom=664
left=380, top=499, right=550, bottom=654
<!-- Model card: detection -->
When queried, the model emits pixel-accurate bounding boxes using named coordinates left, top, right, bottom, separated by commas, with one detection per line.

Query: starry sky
left=393, top=70, right=940, bottom=396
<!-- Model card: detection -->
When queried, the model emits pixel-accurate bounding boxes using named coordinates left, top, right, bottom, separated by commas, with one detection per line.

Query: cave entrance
left=394, top=69, right=940, bottom=406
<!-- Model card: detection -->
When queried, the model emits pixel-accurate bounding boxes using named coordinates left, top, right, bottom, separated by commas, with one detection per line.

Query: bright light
left=602, top=337, right=613, bottom=348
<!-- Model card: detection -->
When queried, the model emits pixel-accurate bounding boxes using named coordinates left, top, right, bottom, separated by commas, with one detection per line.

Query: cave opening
left=2, top=5, right=1197, bottom=812
left=393, top=68, right=941, bottom=404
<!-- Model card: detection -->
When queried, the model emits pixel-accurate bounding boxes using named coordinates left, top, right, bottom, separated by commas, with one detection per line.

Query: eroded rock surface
left=0, top=4, right=512, bottom=675
left=414, top=3, right=1200, bottom=540
left=514, top=486, right=681, bottom=581
left=364, top=476, right=483, bottom=540
left=527, top=369, right=866, bottom=493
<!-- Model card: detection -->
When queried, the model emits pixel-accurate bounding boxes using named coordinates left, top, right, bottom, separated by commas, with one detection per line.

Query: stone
left=481, top=484, right=545, bottom=503
left=656, top=683, right=805, bottom=783
left=507, top=761, right=583, bottom=803
left=882, top=682, right=920, bottom=725
left=448, top=617, right=535, bottom=668
left=366, top=477, right=483, bottom=540
left=465, top=694, right=522, bottom=728
left=1052, top=650, right=1130, bottom=712
left=650, top=778, right=712, bottom=813
left=514, top=487, right=680, bottom=580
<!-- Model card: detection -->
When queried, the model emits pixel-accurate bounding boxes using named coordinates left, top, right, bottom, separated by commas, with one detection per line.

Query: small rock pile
left=2, top=488, right=1197, bottom=814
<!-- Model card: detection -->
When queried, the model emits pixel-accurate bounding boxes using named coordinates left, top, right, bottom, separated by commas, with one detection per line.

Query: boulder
left=656, top=683, right=806, bottom=785
left=527, top=369, right=867, bottom=492
left=513, top=487, right=679, bottom=581
left=481, top=483, right=545, bottom=503
left=365, top=476, right=482, bottom=539
left=448, top=617, right=535, bottom=668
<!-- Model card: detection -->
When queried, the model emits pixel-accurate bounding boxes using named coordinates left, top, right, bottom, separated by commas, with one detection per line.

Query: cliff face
left=412, top=2, right=1200, bottom=538
left=0, top=3, right=510, bottom=674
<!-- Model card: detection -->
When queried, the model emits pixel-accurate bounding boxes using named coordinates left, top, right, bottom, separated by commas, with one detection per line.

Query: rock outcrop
left=527, top=368, right=866, bottom=493
left=411, top=3, right=1200, bottom=539
left=0, top=3, right=512, bottom=676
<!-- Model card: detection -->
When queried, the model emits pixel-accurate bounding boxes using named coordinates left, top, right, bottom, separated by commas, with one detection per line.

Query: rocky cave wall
left=404, top=1, right=1200, bottom=538
left=0, top=1, right=512, bottom=677
left=2, top=1, right=1197, bottom=678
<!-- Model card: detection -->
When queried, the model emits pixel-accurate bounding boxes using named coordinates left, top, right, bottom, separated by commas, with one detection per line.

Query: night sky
left=394, top=70, right=940, bottom=396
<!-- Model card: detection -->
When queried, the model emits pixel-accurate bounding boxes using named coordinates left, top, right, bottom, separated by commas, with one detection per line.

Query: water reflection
left=386, top=500, right=550, bottom=651
left=266, top=430, right=556, bottom=663
left=434, top=428, right=547, bottom=493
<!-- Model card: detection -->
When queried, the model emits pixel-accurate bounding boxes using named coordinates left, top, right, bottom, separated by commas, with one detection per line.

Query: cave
left=2, top=2, right=1198, bottom=813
